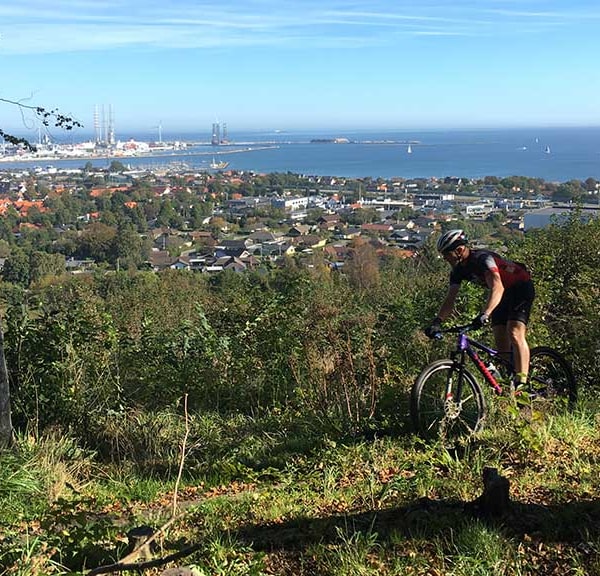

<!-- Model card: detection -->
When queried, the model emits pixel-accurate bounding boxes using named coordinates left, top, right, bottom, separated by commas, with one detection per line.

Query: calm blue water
left=2, top=127, right=600, bottom=181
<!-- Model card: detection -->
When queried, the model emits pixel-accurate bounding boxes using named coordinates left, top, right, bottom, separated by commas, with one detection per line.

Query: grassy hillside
left=1, top=402, right=599, bottom=575
left=1, top=215, right=600, bottom=574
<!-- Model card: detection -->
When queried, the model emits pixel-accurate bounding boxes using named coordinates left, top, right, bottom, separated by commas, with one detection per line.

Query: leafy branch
left=0, top=96, right=83, bottom=151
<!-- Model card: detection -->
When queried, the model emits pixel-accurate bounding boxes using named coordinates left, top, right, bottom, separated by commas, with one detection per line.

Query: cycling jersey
left=449, top=249, right=531, bottom=289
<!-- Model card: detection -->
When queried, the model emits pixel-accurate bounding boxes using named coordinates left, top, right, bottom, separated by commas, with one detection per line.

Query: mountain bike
left=410, top=324, right=577, bottom=440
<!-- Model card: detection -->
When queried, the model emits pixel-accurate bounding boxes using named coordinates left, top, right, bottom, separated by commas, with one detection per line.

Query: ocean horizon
left=2, top=126, right=600, bottom=182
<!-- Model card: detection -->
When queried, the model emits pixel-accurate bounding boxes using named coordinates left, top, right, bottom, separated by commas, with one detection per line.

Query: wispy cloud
left=486, top=8, right=600, bottom=19
left=0, top=0, right=596, bottom=55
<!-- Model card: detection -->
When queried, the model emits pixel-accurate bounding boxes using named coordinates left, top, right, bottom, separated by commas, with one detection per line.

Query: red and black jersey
left=449, top=249, right=530, bottom=289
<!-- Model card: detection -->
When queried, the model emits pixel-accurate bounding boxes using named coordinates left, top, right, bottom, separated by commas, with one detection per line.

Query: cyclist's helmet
left=436, top=229, right=468, bottom=254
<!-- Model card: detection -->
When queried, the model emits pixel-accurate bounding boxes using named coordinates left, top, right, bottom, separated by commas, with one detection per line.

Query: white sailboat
left=544, top=145, right=551, bottom=154
left=407, top=144, right=412, bottom=154
left=210, top=156, right=229, bottom=169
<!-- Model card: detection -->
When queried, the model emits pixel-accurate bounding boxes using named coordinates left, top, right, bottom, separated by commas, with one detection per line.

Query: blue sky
left=1, top=0, right=600, bottom=140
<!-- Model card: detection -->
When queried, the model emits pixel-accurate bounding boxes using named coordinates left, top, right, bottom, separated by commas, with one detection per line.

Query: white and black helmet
left=436, top=229, right=468, bottom=253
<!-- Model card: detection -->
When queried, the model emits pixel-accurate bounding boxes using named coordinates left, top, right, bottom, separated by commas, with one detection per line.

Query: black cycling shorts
left=491, top=280, right=535, bottom=326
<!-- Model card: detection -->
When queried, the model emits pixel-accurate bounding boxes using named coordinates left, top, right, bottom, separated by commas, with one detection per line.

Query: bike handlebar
left=440, top=323, right=477, bottom=334
left=429, top=323, right=478, bottom=340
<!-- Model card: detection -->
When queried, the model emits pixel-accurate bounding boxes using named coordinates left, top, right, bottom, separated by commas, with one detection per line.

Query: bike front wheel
left=526, top=346, right=577, bottom=414
left=411, top=359, right=486, bottom=440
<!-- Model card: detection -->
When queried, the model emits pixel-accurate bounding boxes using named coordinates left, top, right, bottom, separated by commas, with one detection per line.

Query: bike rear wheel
left=411, top=359, right=486, bottom=440
left=525, top=346, right=577, bottom=414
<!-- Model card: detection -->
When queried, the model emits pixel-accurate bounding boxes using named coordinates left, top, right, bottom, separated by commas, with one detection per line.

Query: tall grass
left=1, top=401, right=599, bottom=575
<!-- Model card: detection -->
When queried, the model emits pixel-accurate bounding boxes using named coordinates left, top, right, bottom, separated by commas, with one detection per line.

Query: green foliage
left=2, top=212, right=600, bottom=450
left=109, top=160, right=127, bottom=173
left=192, top=535, right=267, bottom=576
left=116, top=306, right=231, bottom=411
left=29, top=251, right=66, bottom=284
left=2, top=248, right=31, bottom=286
left=513, top=211, right=600, bottom=386
left=553, top=180, right=586, bottom=202
left=75, top=222, right=117, bottom=262
left=448, top=522, right=514, bottom=575
left=314, top=527, right=381, bottom=575
left=5, top=282, right=121, bottom=432
left=1, top=405, right=599, bottom=575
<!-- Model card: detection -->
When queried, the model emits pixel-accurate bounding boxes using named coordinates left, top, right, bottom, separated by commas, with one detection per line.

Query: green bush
left=3, top=216, right=599, bottom=451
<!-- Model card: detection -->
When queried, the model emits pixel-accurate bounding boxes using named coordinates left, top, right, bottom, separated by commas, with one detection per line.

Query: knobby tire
left=526, top=346, right=577, bottom=414
left=411, top=359, right=486, bottom=441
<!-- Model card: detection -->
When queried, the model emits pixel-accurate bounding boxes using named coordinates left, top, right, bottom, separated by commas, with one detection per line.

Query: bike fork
left=446, top=352, right=466, bottom=403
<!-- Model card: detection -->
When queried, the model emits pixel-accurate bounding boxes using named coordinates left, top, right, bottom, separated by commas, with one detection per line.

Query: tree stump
left=472, top=467, right=511, bottom=519
left=125, top=525, right=156, bottom=562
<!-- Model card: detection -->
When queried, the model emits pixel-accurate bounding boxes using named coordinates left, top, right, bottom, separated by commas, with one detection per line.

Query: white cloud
left=0, top=0, right=596, bottom=54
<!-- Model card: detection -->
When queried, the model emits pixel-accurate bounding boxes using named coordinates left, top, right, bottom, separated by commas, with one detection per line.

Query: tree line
left=0, top=211, right=597, bottom=453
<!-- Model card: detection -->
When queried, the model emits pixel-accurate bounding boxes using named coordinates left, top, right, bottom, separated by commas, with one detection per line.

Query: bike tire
left=410, top=359, right=487, bottom=440
left=526, top=346, right=577, bottom=413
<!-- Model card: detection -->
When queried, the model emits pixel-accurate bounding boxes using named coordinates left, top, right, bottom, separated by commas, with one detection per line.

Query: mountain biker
left=425, top=229, right=535, bottom=386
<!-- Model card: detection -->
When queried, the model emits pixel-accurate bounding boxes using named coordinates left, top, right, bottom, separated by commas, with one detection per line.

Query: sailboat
left=210, top=156, right=229, bottom=169
left=407, top=144, right=412, bottom=154
left=544, top=145, right=551, bottom=154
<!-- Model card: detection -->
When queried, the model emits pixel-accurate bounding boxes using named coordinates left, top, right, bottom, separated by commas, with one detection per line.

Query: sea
left=2, top=126, right=600, bottom=182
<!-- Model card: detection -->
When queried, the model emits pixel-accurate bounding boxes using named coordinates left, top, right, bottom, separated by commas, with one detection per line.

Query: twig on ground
left=173, top=393, right=190, bottom=517
left=87, top=541, right=202, bottom=575
left=88, top=394, right=194, bottom=575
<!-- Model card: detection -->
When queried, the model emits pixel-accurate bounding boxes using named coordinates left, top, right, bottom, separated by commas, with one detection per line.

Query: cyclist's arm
left=437, top=284, right=460, bottom=321
left=482, top=269, right=504, bottom=317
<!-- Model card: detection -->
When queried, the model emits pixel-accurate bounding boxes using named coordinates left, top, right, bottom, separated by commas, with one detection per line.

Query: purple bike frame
left=457, top=333, right=503, bottom=394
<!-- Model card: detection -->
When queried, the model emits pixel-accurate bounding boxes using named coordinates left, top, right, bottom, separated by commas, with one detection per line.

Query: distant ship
left=210, top=157, right=229, bottom=169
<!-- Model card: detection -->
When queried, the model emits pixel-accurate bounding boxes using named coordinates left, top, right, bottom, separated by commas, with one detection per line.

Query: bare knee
left=507, top=324, right=528, bottom=349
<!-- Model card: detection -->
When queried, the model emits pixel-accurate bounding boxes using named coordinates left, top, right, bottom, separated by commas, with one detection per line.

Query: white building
left=464, top=203, right=493, bottom=217
left=523, top=205, right=600, bottom=230
left=271, top=196, right=309, bottom=211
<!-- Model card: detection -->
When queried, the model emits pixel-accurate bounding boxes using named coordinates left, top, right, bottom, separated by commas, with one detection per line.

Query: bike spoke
left=524, top=347, right=576, bottom=417
left=411, top=361, right=486, bottom=441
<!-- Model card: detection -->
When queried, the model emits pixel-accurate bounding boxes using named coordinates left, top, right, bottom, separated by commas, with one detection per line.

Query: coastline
left=1, top=127, right=599, bottom=180
left=0, top=145, right=280, bottom=165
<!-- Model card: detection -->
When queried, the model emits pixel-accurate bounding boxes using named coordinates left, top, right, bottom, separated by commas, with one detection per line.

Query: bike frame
left=444, top=325, right=511, bottom=401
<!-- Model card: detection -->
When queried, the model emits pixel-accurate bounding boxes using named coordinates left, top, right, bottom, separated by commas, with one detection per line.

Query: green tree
left=29, top=251, right=66, bottom=284
left=156, top=199, right=183, bottom=228
left=553, top=180, right=585, bottom=202
left=584, top=177, right=598, bottom=194
left=111, top=224, right=148, bottom=269
left=109, top=160, right=127, bottom=173
left=207, top=179, right=224, bottom=197
left=75, top=222, right=117, bottom=263
left=189, top=202, right=213, bottom=229
left=127, top=205, right=149, bottom=232
left=514, top=212, right=600, bottom=387
left=345, top=237, right=381, bottom=291
left=0, top=240, right=12, bottom=258
left=393, top=205, right=417, bottom=221
left=52, top=230, right=79, bottom=258
left=2, top=249, right=31, bottom=286
left=344, top=207, right=379, bottom=225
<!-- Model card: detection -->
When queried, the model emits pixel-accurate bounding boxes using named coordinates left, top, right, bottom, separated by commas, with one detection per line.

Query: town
left=0, top=160, right=599, bottom=283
